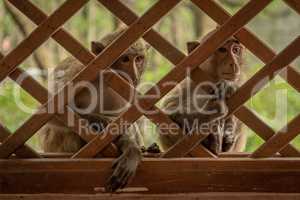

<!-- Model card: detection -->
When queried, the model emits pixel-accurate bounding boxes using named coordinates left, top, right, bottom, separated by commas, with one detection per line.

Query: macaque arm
left=106, top=123, right=142, bottom=192
left=222, top=116, right=237, bottom=152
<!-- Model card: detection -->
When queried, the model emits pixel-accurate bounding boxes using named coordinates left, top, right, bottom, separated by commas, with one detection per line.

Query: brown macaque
left=159, top=29, right=246, bottom=154
left=38, top=29, right=149, bottom=192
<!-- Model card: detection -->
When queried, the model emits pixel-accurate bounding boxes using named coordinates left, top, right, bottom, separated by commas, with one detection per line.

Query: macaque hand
left=215, top=80, right=237, bottom=100
left=105, top=146, right=142, bottom=192
left=206, top=100, right=228, bottom=122
left=222, top=131, right=236, bottom=152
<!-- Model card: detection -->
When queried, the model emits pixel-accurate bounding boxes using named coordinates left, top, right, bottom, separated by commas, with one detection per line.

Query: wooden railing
left=0, top=0, right=299, bottom=194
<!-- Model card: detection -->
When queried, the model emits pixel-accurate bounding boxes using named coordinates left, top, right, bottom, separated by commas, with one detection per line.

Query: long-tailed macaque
left=38, top=29, right=149, bottom=192
left=159, top=29, right=246, bottom=154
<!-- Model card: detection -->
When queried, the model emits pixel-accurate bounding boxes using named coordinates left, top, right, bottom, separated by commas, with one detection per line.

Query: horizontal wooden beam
left=1, top=193, right=300, bottom=200
left=1, top=158, right=300, bottom=193
left=38, top=152, right=267, bottom=158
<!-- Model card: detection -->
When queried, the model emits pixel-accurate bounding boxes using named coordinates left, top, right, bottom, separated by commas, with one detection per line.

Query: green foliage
left=0, top=80, right=40, bottom=149
left=0, top=80, right=39, bottom=132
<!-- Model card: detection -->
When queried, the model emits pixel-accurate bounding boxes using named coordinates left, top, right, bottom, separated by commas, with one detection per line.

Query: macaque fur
left=159, top=31, right=246, bottom=154
left=38, top=29, right=149, bottom=192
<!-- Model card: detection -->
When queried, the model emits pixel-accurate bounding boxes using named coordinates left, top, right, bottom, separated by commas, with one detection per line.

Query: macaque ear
left=187, top=41, right=200, bottom=54
left=91, top=41, right=105, bottom=55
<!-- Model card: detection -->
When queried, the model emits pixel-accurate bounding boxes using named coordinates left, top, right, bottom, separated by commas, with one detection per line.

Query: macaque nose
left=229, top=44, right=241, bottom=75
left=230, top=63, right=240, bottom=75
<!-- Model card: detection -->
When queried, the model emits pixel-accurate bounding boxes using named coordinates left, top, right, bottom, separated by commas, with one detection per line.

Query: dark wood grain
left=1, top=158, right=300, bottom=193
left=2, top=193, right=300, bottom=200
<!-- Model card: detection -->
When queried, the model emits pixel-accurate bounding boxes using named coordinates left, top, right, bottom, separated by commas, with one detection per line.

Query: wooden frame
left=2, top=193, right=300, bottom=200
left=2, top=158, right=300, bottom=193
left=0, top=0, right=299, bottom=195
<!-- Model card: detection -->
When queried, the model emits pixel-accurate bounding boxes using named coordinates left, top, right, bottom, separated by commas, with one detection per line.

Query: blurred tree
left=3, top=1, right=48, bottom=80
left=186, top=3, right=204, bottom=38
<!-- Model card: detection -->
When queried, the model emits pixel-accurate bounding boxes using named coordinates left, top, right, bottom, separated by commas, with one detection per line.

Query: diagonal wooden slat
left=235, top=107, right=300, bottom=157
left=100, top=0, right=289, bottom=158
left=9, top=0, right=190, bottom=158
left=227, top=38, right=300, bottom=158
left=0, top=5, right=117, bottom=157
left=106, top=0, right=300, bottom=96
left=73, top=0, right=272, bottom=158
left=0, top=0, right=101, bottom=156
left=0, top=124, right=40, bottom=158
left=156, top=0, right=274, bottom=157
left=284, top=0, right=300, bottom=14
left=0, top=119, right=40, bottom=159
left=98, top=0, right=215, bottom=158
left=192, top=0, right=300, bottom=156
left=108, top=0, right=297, bottom=158
left=8, top=63, right=119, bottom=156
left=0, top=68, right=117, bottom=156
left=162, top=133, right=213, bottom=158
left=98, top=0, right=186, bottom=65
left=226, top=36, right=300, bottom=117
left=3, top=69, right=119, bottom=157
left=0, top=0, right=88, bottom=82
left=101, top=68, right=215, bottom=158
left=251, top=113, right=300, bottom=158
left=0, top=0, right=181, bottom=158
left=190, top=66, right=300, bottom=157
left=176, top=74, right=300, bottom=157
left=0, top=52, right=41, bottom=158
left=56, top=107, right=119, bottom=157
left=192, top=0, right=300, bottom=93
left=8, top=0, right=92, bottom=65
left=7, top=0, right=120, bottom=157
left=106, top=0, right=300, bottom=157
left=99, top=0, right=216, bottom=157
left=11, top=0, right=191, bottom=157
left=190, top=0, right=300, bottom=157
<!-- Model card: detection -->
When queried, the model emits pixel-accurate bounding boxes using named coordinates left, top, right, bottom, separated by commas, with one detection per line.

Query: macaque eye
left=135, top=55, right=144, bottom=63
left=218, top=47, right=227, bottom=53
left=232, top=46, right=241, bottom=55
left=121, top=56, right=130, bottom=63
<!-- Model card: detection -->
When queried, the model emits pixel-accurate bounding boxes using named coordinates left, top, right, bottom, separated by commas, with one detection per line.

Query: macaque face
left=214, top=39, right=243, bottom=81
left=91, top=40, right=148, bottom=86
left=187, top=37, right=244, bottom=82
left=112, top=51, right=146, bottom=86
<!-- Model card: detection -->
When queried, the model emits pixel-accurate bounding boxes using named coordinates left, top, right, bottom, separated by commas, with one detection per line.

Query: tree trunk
left=3, top=1, right=48, bottom=80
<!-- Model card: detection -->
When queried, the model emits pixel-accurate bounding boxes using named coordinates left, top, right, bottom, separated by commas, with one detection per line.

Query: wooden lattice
left=0, top=0, right=300, bottom=194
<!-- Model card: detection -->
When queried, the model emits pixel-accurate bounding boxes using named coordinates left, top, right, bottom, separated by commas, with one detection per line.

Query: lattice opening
left=122, top=0, right=157, bottom=16
left=291, top=134, right=300, bottom=150
left=293, top=57, right=300, bottom=71
left=64, top=1, right=118, bottom=49
left=247, top=0, right=300, bottom=52
left=140, top=47, right=173, bottom=89
left=1, top=1, right=36, bottom=50
left=246, top=76, right=300, bottom=132
left=135, top=116, right=153, bottom=148
left=153, top=1, right=218, bottom=52
left=216, top=0, right=249, bottom=15
left=31, top=0, right=66, bottom=13
left=244, top=125, right=265, bottom=152
left=242, top=49, right=265, bottom=84
left=0, top=78, right=40, bottom=132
